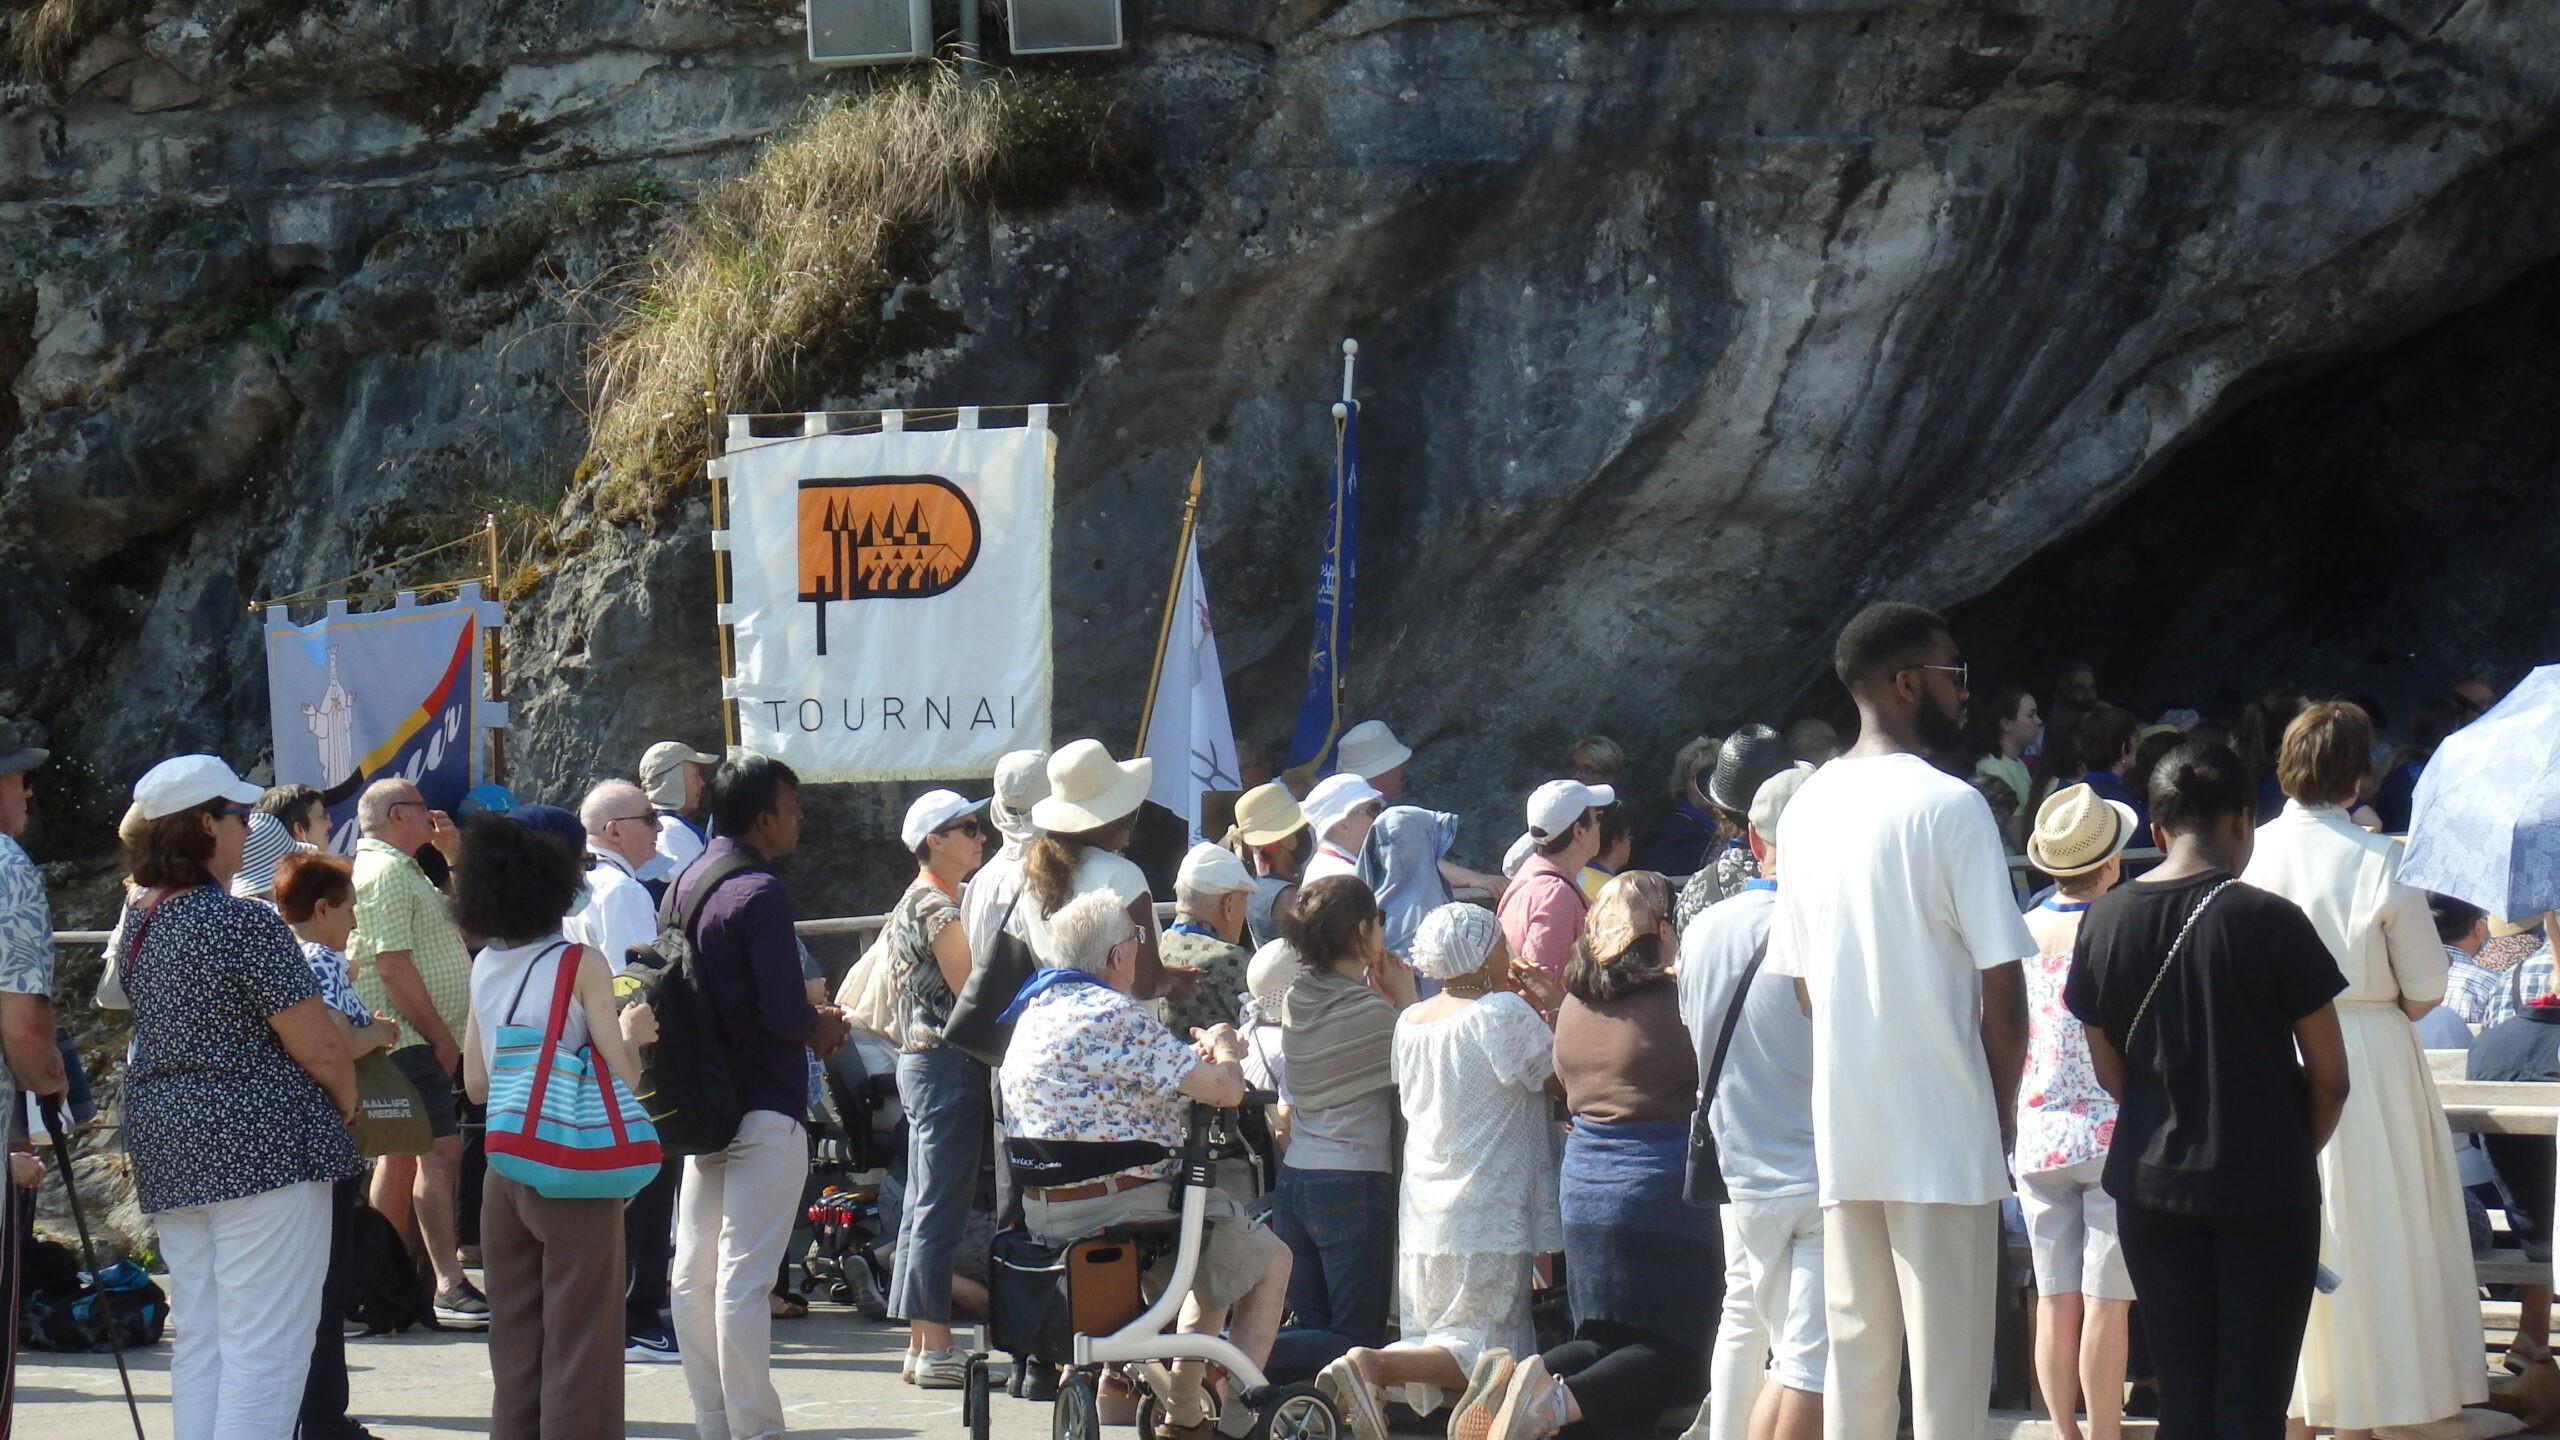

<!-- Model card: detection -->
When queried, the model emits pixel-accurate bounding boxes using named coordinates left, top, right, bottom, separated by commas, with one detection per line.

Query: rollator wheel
left=964, top=1357, right=993, bottom=1440
left=1134, top=1394, right=1162, bottom=1440
left=1250, top=1383, right=1340, bottom=1440
left=1054, top=1373, right=1103, bottom=1440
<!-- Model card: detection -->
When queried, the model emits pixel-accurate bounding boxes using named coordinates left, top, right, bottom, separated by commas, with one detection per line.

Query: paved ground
left=22, top=1298, right=1052, bottom=1440
left=23, top=1295, right=2554, bottom=1439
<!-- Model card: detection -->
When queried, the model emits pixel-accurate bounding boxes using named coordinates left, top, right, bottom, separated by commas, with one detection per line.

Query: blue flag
left=1286, top=402, right=1358, bottom=775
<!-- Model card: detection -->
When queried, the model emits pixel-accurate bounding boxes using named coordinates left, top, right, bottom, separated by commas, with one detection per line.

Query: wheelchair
left=967, top=1092, right=1336, bottom=1440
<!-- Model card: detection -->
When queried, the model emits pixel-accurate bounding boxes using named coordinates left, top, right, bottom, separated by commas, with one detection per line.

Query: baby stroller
left=968, top=1093, right=1337, bottom=1440
left=800, top=1031, right=901, bottom=1317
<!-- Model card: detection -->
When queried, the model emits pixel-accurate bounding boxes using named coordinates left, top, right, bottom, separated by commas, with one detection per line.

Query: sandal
left=2506, top=1341, right=2552, bottom=1375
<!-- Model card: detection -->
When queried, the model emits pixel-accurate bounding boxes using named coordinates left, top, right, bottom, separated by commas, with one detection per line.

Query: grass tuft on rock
left=0, top=0, right=141, bottom=81
left=583, top=67, right=1003, bottom=525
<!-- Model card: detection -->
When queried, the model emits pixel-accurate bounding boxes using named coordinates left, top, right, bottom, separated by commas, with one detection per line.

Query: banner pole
left=485, top=513, right=507, bottom=785
left=708, top=380, right=738, bottom=753
left=1136, top=461, right=1204, bottom=755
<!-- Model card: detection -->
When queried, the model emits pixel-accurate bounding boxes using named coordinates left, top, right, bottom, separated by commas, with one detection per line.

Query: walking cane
left=35, top=1092, right=146, bottom=1440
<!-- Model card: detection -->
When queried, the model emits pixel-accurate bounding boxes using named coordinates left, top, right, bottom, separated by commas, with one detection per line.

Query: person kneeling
left=1000, top=889, right=1292, bottom=1440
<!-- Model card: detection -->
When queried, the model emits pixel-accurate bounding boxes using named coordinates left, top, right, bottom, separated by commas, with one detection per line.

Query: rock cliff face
left=7, top=0, right=2560, bottom=910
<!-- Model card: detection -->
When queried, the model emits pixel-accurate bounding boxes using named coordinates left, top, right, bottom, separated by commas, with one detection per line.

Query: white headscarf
left=1409, top=903, right=1502, bottom=980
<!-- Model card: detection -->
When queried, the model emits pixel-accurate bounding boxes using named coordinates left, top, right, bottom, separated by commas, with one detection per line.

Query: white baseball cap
left=1525, top=778, right=1613, bottom=838
left=901, top=789, right=989, bottom=851
left=133, top=754, right=264, bottom=822
left=1335, top=720, right=1412, bottom=780
left=1176, top=841, right=1254, bottom=897
left=1302, top=772, right=1384, bottom=840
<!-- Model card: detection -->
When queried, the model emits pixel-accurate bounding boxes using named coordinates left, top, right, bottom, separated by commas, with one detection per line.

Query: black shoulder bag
left=942, top=889, right=1038, bottom=1067
left=1683, top=953, right=1766, bottom=1209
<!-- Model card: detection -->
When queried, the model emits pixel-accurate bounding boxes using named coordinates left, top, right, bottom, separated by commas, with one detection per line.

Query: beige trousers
left=1821, top=1199, right=1997, bottom=1440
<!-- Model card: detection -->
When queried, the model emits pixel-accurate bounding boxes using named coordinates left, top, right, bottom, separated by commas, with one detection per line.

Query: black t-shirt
left=2064, top=871, right=2346, bottom=1216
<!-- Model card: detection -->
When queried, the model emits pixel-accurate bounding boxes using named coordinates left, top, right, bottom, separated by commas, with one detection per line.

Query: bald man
left=573, top=779, right=663, bottom=971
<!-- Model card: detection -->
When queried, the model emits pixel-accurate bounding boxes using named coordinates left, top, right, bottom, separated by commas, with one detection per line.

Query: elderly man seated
left=1000, top=889, right=1292, bottom=1438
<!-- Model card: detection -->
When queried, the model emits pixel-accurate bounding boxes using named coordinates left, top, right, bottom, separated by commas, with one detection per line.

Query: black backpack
left=19, top=1243, right=168, bottom=1353
left=344, top=1202, right=432, bottom=1335
left=623, top=850, right=763, bottom=1155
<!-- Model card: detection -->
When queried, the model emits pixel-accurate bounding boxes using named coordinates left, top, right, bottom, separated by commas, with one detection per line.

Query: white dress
left=2246, top=802, right=2485, bottom=1429
left=1384, top=993, right=1563, bottom=1412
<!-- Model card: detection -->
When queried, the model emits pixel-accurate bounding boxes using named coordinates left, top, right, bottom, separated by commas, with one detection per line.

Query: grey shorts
left=1021, top=1179, right=1283, bottom=1313
left=391, top=1045, right=461, bottom=1141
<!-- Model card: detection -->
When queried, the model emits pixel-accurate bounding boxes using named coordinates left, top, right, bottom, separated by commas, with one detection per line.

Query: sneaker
left=624, top=1326, right=681, bottom=1364
left=1020, top=1365, right=1060, bottom=1402
left=433, top=1281, right=491, bottom=1327
left=1487, top=1356, right=1554, bottom=1440
left=1318, top=1357, right=1389, bottom=1440
left=1447, top=1349, right=1515, bottom=1440
left=914, top=1347, right=971, bottom=1389
left=902, top=1351, right=919, bottom=1385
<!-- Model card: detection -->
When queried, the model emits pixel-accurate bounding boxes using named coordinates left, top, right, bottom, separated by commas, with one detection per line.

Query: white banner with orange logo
left=710, top=408, right=1054, bottom=782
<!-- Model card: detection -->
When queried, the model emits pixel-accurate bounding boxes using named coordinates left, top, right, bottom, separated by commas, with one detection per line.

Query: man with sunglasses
left=569, top=778, right=688, bottom=1363
left=350, top=777, right=485, bottom=1325
left=1761, top=603, right=2034, bottom=1440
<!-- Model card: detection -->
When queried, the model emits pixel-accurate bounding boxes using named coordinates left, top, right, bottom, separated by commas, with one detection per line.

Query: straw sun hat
left=1030, top=739, right=1153, bottom=834
left=1229, top=783, right=1308, bottom=847
left=2028, top=783, right=2139, bottom=878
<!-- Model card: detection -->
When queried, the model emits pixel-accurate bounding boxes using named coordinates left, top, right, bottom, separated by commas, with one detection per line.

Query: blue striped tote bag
left=486, top=942, right=662, bottom=1199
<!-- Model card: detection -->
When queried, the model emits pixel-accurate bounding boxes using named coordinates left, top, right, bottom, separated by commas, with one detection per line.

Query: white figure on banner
left=302, top=646, right=357, bottom=786
left=1187, top=588, right=1239, bottom=794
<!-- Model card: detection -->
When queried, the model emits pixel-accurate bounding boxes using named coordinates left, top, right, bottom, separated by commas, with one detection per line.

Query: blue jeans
left=1265, top=1165, right=1395, bottom=1381
left=888, top=1046, right=987, bottom=1325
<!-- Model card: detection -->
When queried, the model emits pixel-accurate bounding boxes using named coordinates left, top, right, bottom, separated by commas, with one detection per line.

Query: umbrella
left=2399, top=664, right=2560, bottom=920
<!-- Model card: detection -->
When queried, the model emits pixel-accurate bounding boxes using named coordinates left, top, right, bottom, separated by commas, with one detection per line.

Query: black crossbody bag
left=1683, top=953, right=1766, bottom=1209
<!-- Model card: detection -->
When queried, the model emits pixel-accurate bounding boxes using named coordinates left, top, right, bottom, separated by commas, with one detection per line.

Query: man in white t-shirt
left=1763, top=602, right=2033, bottom=1440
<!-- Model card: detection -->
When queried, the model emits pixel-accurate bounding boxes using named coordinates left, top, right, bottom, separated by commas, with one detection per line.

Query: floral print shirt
left=2016, top=946, right=2117, bottom=1174
left=999, top=979, right=1199, bottom=1178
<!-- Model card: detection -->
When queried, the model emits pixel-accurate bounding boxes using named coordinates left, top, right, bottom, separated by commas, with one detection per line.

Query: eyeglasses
left=606, top=811, right=662, bottom=829
left=1901, top=662, right=1971, bottom=694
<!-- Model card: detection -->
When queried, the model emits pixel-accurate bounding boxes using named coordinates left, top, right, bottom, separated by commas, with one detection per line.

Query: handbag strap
left=500, top=941, right=575, bottom=1029
left=1699, top=954, right=1766, bottom=1122
left=120, top=885, right=195, bottom=984
left=2124, top=881, right=2236, bottom=1049
left=515, top=944, right=586, bottom=1137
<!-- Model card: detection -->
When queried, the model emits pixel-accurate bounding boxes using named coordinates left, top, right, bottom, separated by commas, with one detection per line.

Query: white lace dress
left=1385, top=993, right=1563, bottom=1412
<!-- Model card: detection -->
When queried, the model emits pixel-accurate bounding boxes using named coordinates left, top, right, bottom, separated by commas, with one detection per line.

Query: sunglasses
left=1900, top=661, right=1971, bottom=693
left=607, top=811, right=662, bottom=828
left=936, top=818, right=987, bottom=840
left=215, top=805, right=253, bottom=819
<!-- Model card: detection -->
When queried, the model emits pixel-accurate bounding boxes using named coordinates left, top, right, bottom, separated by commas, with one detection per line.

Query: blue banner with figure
left=1285, top=401, right=1358, bottom=777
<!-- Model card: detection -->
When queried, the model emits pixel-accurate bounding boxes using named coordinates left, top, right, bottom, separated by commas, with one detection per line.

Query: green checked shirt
left=350, top=838, right=471, bottom=1035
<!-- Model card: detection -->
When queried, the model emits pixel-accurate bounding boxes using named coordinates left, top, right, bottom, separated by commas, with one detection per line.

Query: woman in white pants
left=113, top=756, right=362, bottom=1439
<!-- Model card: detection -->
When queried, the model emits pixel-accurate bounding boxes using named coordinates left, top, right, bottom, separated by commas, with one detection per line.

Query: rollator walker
left=967, top=1092, right=1338, bottom=1440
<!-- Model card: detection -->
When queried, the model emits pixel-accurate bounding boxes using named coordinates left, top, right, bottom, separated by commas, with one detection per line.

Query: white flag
left=1141, top=530, right=1241, bottom=840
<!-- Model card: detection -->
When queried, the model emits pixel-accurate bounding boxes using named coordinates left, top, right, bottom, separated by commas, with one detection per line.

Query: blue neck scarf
left=999, top=966, right=1107, bottom=1024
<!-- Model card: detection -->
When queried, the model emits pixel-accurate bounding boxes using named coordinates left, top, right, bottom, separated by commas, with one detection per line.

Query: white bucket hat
left=1031, top=739, right=1153, bottom=834
left=1335, top=720, right=1412, bottom=781
left=1302, top=773, right=1383, bottom=841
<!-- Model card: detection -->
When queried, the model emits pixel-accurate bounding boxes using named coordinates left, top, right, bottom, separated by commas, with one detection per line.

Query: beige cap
left=640, top=741, right=719, bottom=808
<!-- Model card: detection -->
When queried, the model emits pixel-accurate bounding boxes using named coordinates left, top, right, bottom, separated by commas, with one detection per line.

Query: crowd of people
left=0, top=600, right=2551, bottom=1440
